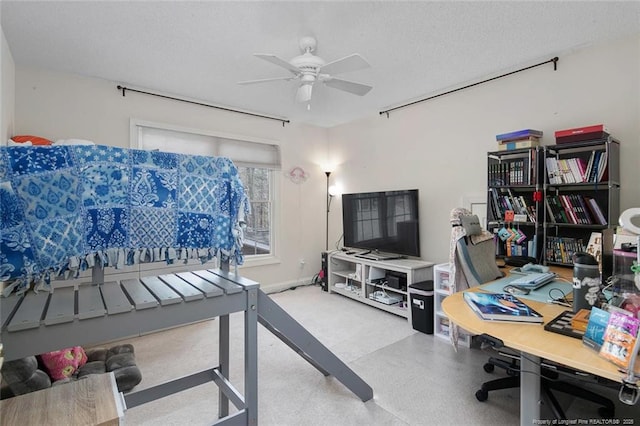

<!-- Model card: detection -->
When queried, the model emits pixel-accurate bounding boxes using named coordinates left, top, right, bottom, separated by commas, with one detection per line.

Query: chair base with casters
left=475, top=341, right=616, bottom=419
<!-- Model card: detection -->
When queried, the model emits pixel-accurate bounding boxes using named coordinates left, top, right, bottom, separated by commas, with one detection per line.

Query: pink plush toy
left=39, top=346, right=88, bottom=381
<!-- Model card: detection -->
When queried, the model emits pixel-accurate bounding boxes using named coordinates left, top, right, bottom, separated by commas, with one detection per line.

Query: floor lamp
left=325, top=171, right=332, bottom=251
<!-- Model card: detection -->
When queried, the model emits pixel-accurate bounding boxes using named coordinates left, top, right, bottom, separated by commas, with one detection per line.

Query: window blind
left=137, top=126, right=281, bottom=170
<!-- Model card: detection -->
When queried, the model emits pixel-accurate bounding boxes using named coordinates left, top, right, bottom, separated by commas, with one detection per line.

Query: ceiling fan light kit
left=238, top=36, right=373, bottom=104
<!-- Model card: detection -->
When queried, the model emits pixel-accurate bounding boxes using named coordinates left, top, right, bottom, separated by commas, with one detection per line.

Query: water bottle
left=572, top=252, right=601, bottom=312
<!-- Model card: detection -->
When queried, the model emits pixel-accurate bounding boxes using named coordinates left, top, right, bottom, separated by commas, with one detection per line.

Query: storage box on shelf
left=486, top=147, right=544, bottom=261
left=327, top=251, right=434, bottom=324
left=433, top=263, right=471, bottom=347
left=543, top=138, right=620, bottom=267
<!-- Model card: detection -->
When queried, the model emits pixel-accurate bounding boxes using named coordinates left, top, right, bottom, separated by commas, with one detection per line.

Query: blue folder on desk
left=508, top=272, right=557, bottom=289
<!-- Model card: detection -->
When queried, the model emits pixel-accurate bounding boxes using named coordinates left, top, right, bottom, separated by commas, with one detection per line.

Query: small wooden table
left=0, top=372, right=124, bottom=426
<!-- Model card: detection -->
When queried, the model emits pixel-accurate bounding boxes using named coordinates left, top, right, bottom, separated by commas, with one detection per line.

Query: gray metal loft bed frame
left=1, top=262, right=373, bottom=425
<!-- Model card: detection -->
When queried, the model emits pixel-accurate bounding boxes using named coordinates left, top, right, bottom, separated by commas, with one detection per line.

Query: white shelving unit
left=433, top=263, right=471, bottom=347
left=327, top=251, right=434, bottom=324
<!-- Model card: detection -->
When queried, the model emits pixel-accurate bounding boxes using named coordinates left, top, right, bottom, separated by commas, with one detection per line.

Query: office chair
left=449, top=208, right=616, bottom=419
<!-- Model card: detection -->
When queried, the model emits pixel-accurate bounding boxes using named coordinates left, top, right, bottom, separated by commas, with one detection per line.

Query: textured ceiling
left=2, top=1, right=639, bottom=127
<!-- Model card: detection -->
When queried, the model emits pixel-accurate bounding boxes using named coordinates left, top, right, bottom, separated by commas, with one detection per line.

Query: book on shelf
left=556, top=131, right=610, bottom=145
left=496, top=129, right=543, bottom=142
left=545, top=196, right=566, bottom=224
left=497, top=137, right=540, bottom=151
left=545, top=157, right=561, bottom=184
left=585, top=196, right=607, bottom=225
left=545, top=194, right=605, bottom=225
left=598, top=309, right=640, bottom=369
left=584, top=150, right=608, bottom=183
left=555, top=124, right=608, bottom=138
left=489, top=159, right=531, bottom=186
left=596, top=150, right=608, bottom=182
left=545, top=151, right=609, bottom=184
left=582, top=306, right=610, bottom=351
left=546, top=236, right=585, bottom=265
left=555, top=124, right=610, bottom=144
left=567, top=158, right=585, bottom=183
left=568, top=194, right=591, bottom=224
left=558, top=194, right=579, bottom=224
left=463, top=292, right=544, bottom=323
left=586, top=232, right=603, bottom=270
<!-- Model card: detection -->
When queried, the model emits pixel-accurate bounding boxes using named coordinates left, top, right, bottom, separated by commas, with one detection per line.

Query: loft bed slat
left=43, top=287, right=75, bottom=326
left=121, top=279, right=159, bottom=310
left=77, top=284, right=106, bottom=320
left=7, top=291, right=49, bottom=332
left=158, top=274, right=204, bottom=302
left=176, top=272, right=224, bottom=298
left=100, top=282, right=132, bottom=315
left=207, top=268, right=259, bottom=289
left=193, top=270, right=243, bottom=294
left=1, top=294, right=23, bottom=329
left=139, top=276, right=182, bottom=306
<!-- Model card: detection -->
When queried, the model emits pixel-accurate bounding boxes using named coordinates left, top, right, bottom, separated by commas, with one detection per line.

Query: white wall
left=328, top=34, right=640, bottom=265
left=1, top=20, right=15, bottom=142
left=12, top=34, right=640, bottom=287
left=13, top=67, right=329, bottom=290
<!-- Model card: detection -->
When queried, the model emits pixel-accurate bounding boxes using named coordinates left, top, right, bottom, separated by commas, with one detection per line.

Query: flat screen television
left=342, top=189, right=420, bottom=260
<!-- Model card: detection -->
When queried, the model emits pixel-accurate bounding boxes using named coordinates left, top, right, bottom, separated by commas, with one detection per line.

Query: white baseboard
left=261, top=276, right=318, bottom=294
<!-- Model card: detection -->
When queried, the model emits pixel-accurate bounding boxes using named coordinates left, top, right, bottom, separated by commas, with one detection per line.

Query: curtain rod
left=116, top=85, right=290, bottom=126
left=379, top=57, right=559, bottom=118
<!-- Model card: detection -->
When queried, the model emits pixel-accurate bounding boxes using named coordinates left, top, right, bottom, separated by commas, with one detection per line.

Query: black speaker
left=320, top=251, right=329, bottom=292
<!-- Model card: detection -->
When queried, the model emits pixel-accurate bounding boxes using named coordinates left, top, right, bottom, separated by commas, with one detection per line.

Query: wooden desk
left=442, top=287, right=640, bottom=425
left=0, top=372, right=124, bottom=426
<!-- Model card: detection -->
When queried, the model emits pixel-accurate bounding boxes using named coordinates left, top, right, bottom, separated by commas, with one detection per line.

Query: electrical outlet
left=299, top=258, right=305, bottom=267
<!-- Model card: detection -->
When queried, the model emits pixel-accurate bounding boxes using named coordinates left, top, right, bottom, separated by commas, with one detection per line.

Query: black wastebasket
left=409, top=280, right=434, bottom=334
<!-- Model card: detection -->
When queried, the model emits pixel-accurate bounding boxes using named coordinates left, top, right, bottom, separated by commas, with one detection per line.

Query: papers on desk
left=508, top=272, right=557, bottom=290
left=463, top=292, right=544, bottom=323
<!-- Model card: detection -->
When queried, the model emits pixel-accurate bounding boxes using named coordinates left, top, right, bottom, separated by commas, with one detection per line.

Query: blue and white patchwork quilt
left=0, top=145, right=249, bottom=294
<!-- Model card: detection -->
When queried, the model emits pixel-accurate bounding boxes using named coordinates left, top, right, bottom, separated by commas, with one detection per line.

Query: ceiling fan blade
left=320, top=54, right=370, bottom=75
left=296, top=84, right=313, bottom=103
left=254, top=54, right=301, bottom=74
left=323, top=78, right=372, bottom=96
left=238, top=76, right=297, bottom=85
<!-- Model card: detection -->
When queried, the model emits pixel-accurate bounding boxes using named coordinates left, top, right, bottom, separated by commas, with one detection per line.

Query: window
left=132, top=120, right=280, bottom=259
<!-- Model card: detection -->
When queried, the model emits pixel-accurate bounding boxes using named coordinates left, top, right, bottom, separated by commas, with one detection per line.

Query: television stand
left=327, top=252, right=434, bottom=323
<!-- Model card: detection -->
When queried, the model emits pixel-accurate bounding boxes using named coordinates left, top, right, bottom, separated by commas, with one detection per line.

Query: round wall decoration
left=286, top=166, right=308, bottom=184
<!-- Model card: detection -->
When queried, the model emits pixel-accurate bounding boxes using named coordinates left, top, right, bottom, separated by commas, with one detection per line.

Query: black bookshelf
left=486, top=147, right=544, bottom=262
left=543, top=138, right=620, bottom=267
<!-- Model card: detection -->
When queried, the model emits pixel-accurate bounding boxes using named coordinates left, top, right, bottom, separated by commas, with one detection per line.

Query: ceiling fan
left=238, top=36, right=372, bottom=104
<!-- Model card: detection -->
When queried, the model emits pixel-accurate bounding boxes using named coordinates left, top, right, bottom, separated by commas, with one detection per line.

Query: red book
left=559, top=195, right=578, bottom=224
left=554, top=124, right=608, bottom=138
left=556, top=131, right=609, bottom=145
